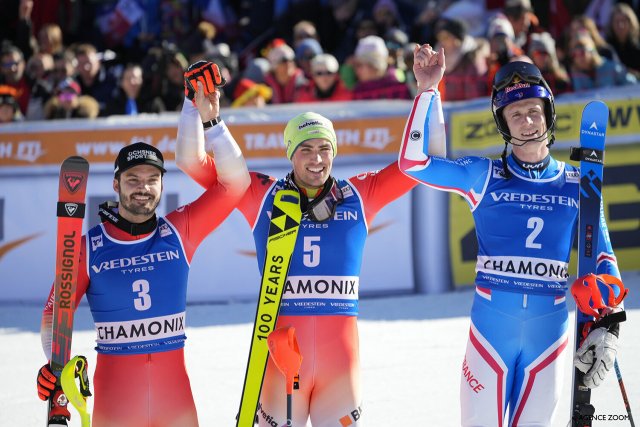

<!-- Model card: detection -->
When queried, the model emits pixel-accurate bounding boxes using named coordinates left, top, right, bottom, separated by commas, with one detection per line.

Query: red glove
left=38, top=363, right=71, bottom=422
left=37, top=363, right=57, bottom=401
left=184, top=61, right=226, bottom=101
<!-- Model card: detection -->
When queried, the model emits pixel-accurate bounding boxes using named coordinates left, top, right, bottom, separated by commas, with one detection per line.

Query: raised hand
left=193, top=80, right=221, bottom=122
left=413, top=44, right=445, bottom=93
left=184, top=61, right=226, bottom=104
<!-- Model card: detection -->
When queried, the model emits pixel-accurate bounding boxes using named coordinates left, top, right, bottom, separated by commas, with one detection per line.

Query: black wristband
left=203, top=116, right=221, bottom=129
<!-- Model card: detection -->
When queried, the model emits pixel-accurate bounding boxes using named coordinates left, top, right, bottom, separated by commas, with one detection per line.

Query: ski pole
left=614, top=359, right=635, bottom=427
left=268, top=326, right=303, bottom=427
left=60, top=355, right=92, bottom=427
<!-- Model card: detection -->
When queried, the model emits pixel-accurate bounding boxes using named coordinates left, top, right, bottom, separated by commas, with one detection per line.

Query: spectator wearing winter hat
left=352, top=35, right=410, bottom=100
left=503, top=0, right=544, bottom=51
left=231, top=78, right=272, bottom=108
left=295, top=38, right=323, bottom=79
left=528, top=32, right=572, bottom=95
left=264, top=42, right=308, bottom=104
left=0, top=85, right=22, bottom=123
left=485, top=15, right=524, bottom=95
left=44, top=77, right=99, bottom=120
left=434, top=17, right=488, bottom=101
left=296, top=53, right=352, bottom=103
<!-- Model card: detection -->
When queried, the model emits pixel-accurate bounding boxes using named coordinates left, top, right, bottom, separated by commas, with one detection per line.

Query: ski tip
left=582, top=100, right=609, bottom=114
left=62, top=156, right=89, bottom=165
left=61, top=156, right=90, bottom=173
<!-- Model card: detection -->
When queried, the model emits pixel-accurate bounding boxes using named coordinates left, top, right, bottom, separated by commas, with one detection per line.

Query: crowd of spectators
left=1, top=0, right=639, bottom=124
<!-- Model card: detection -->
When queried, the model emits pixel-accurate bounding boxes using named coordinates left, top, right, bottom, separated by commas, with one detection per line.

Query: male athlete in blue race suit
left=399, top=46, right=625, bottom=426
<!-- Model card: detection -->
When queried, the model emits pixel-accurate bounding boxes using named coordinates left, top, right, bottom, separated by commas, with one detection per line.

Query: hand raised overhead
left=413, top=44, right=446, bottom=93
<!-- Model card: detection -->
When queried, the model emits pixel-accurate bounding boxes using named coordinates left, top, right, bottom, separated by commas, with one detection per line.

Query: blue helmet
left=491, top=61, right=556, bottom=145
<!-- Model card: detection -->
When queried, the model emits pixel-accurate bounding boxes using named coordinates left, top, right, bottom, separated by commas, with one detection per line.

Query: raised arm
left=175, top=62, right=249, bottom=193
left=171, top=64, right=250, bottom=258
left=398, top=45, right=491, bottom=205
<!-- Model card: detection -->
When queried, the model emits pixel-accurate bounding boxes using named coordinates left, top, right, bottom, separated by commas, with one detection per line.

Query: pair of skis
left=571, top=101, right=634, bottom=426
left=48, top=156, right=91, bottom=427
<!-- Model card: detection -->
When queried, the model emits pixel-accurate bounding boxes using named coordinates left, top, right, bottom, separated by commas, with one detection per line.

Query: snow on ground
left=2, top=271, right=639, bottom=426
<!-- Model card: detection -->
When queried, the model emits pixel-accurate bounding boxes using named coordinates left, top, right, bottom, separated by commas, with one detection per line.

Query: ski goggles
left=306, top=178, right=344, bottom=222
left=286, top=174, right=344, bottom=222
left=493, top=61, right=547, bottom=92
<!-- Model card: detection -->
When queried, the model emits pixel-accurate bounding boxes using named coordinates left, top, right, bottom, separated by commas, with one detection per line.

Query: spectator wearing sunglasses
left=296, top=53, right=352, bottom=103
left=528, top=32, right=572, bottom=95
left=264, top=41, right=308, bottom=104
left=43, top=77, right=99, bottom=120
left=400, top=49, right=624, bottom=427
left=0, top=44, right=30, bottom=114
left=176, top=55, right=445, bottom=425
left=568, top=30, right=637, bottom=92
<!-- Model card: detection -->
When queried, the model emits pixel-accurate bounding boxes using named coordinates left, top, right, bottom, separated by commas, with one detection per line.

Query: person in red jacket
left=296, top=53, right=353, bottom=103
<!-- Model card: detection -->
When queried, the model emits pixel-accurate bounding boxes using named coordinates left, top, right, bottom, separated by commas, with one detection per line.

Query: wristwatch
left=203, top=116, right=222, bottom=129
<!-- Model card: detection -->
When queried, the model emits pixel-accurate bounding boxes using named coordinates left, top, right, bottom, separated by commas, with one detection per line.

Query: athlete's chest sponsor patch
left=91, top=250, right=181, bottom=274
left=94, top=311, right=185, bottom=344
left=282, top=276, right=359, bottom=300
left=476, top=255, right=569, bottom=282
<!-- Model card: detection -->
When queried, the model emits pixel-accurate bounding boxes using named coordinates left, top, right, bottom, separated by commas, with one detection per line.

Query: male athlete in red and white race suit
left=176, top=55, right=446, bottom=426
left=36, top=81, right=249, bottom=427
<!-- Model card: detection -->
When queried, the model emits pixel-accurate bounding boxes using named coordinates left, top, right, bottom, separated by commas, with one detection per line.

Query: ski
left=237, top=189, right=301, bottom=427
left=48, top=156, right=90, bottom=426
left=570, top=101, right=608, bottom=427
